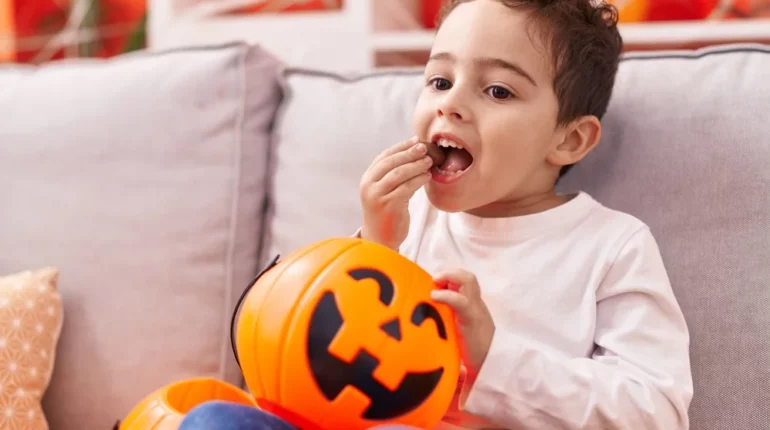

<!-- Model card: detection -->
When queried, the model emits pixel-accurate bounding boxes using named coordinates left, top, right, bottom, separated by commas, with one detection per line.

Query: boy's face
left=413, top=0, right=574, bottom=216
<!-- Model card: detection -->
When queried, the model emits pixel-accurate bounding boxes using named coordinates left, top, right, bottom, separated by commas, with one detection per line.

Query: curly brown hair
left=437, top=0, right=623, bottom=177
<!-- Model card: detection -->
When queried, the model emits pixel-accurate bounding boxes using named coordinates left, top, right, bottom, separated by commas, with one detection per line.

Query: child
left=358, top=0, right=692, bottom=429
left=180, top=0, right=692, bottom=428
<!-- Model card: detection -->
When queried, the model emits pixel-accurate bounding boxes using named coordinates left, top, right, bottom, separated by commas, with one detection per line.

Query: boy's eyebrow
left=428, top=52, right=538, bottom=87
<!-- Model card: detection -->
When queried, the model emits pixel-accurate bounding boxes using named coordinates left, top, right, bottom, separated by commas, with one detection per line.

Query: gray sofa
left=0, top=42, right=767, bottom=429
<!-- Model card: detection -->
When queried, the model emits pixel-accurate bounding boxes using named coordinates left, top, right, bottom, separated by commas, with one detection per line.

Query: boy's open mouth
left=428, top=137, right=474, bottom=177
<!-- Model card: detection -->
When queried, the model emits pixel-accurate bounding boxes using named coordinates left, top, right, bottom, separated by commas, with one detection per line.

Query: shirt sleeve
left=459, top=226, right=693, bottom=429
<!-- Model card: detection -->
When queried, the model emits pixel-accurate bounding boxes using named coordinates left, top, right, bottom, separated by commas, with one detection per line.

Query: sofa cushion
left=265, top=44, right=769, bottom=429
left=0, top=42, right=283, bottom=429
left=263, top=68, right=422, bottom=260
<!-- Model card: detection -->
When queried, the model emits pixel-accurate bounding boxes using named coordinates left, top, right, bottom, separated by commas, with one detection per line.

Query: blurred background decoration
left=1, top=0, right=768, bottom=66
left=612, top=0, right=770, bottom=21
left=0, top=0, right=344, bottom=64
left=169, top=0, right=342, bottom=15
left=0, top=0, right=147, bottom=63
left=224, top=0, right=342, bottom=14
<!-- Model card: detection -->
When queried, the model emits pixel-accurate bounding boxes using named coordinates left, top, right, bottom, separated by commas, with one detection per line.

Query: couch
left=0, top=41, right=767, bottom=430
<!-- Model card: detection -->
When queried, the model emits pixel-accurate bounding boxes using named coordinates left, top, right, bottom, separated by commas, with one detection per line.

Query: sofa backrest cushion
left=0, top=42, right=283, bottom=429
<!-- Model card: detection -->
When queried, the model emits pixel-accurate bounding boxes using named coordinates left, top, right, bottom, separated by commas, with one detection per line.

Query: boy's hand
left=431, top=269, right=495, bottom=377
left=359, top=136, right=434, bottom=250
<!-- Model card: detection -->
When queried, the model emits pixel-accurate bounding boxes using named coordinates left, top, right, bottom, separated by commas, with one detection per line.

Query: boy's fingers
left=434, top=268, right=475, bottom=284
left=430, top=289, right=470, bottom=316
left=372, top=136, right=419, bottom=164
left=363, top=137, right=418, bottom=183
left=433, top=269, right=480, bottom=296
left=379, top=155, right=432, bottom=191
left=370, top=143, right=428, bottom=183
left=389, top=169, right=432, bottom=200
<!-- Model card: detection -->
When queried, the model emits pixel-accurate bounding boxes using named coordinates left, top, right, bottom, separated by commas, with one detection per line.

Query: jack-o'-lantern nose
left=379, top=318, right=402, bottom=341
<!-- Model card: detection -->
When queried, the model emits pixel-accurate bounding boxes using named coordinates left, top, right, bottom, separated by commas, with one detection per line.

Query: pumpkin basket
left=115, top=377, right=257, bottom=429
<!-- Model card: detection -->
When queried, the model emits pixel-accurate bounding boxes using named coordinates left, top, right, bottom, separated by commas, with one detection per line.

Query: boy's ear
left=547, top=115, right=601, bottom=168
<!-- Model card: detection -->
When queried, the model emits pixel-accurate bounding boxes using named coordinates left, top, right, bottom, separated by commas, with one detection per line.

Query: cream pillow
left=0, top=268, right=63, bottom=429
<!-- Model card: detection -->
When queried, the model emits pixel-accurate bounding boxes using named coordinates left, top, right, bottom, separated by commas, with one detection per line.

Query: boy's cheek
left=411, top=98, right=435, bottom=135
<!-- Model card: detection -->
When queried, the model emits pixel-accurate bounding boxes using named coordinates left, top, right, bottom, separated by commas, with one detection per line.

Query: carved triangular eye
left=379, top=317, right=402, bottom=341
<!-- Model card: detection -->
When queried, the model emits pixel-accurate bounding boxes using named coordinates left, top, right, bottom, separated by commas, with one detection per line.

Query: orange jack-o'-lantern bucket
left=118, top=377, right=257, bottom=429
left=230, top=237, right=462, bottom=430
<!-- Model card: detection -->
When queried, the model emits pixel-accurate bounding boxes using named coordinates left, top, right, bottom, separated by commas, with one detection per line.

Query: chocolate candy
left=425, top=142, right=446, bottom=167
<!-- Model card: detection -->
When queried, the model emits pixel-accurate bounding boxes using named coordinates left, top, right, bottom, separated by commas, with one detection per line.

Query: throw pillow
left=0, top=267, right=63, bottom=429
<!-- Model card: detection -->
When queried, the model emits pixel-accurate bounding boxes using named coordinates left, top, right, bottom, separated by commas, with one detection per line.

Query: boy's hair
left=438, top=0, right=623, bottom=178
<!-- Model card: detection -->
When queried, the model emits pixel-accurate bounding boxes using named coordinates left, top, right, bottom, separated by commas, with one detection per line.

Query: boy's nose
left=436, top=95, right=469, bottom=122
left=436, top=106, right=464, bottom=121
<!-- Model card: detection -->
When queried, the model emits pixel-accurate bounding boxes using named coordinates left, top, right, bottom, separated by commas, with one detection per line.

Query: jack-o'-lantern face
left=308, top=267, right=450, bottom=420
left=233, top=238, right=461, bottom=430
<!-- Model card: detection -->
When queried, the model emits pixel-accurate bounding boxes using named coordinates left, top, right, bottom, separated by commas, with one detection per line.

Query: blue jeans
left=179, top=402, right=296, bottom=430
left=178, top=401, right=419, bottom=430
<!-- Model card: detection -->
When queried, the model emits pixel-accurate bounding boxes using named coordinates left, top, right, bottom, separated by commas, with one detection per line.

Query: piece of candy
left=426, top=142, right=446, bottom=167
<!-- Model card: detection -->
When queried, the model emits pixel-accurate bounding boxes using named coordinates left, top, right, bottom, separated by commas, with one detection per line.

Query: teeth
left=433, top=167, right=463, bottom=176
left=436, top=137, right=463, bottom=150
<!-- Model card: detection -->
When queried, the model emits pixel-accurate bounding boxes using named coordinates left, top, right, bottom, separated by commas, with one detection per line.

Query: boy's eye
left=486, top=86, right=513, bottom=100
left=430, top=78, right=452, bottom=91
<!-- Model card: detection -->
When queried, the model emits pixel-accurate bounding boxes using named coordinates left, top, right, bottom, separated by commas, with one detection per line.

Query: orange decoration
left=611, top=0, right=723, bottom=21
left=611, top=0, right=650, bottom=22
left=1, top=0, right=14, bottom=61
left=118, top=377, right=258, bottom=429
left=234, top=237, right=461, bottom=430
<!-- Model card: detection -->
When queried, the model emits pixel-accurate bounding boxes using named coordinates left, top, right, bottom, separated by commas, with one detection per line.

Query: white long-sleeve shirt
left=399, top=189, right=693, bottom=430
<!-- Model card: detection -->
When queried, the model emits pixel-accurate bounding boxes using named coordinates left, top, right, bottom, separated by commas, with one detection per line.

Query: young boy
left=358, top=0, right=693, bottom=428
left=179, top=0, right=692, bottom=428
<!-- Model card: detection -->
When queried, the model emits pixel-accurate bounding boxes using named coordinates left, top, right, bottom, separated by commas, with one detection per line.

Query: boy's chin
left=425, top=185, right=469, bottom=213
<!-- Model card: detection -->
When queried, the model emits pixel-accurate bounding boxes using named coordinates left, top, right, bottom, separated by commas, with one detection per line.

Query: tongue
left=439, top=148, right=473, bottom=173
